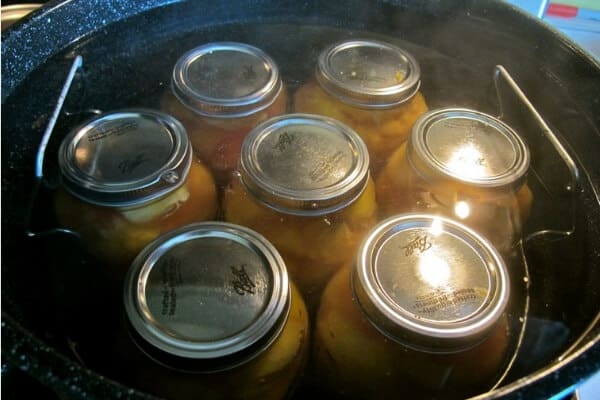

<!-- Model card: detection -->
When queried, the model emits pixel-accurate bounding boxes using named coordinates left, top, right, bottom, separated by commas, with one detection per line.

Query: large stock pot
left=2, top=1, right=599, bottom=399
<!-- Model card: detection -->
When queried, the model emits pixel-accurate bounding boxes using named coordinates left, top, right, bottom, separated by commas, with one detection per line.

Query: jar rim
left=58, top=108, right=191, bottom=207
left=123, top=222, right=291, bottom=372
left=171, top=42, right=282, bottom=118
left=239, top=113, right=371, bottom=216
left=352, top=213, right=510, bottom=353
left=316, top=38, right=421, bottom=109
left=407, top=108, right=531, bottom=190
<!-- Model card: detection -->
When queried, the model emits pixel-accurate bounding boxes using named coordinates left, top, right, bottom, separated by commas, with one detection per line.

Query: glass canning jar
left=54, top=109, right=218, bottom=273
left=293, top=38, right=428, bottom=173
left=222, top=114, right=378, bottom=311
left=161, top=42, right=288, bottom=187
left=375, top=108, right=532, bottom=255
left=313, top=214, right=511, bottom=399
left=118, top=222, right=309, bottom=400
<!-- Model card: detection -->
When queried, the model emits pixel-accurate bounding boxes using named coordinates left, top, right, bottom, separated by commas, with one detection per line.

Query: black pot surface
left=2, top=1, right=600, bottom=399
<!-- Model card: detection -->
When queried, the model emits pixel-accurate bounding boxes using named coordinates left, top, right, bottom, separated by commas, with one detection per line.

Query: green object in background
left=552, top=0, right=600, bottom=11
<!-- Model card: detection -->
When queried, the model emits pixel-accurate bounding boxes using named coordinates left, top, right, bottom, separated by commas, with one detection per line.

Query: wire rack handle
left=25, top=56, right=83, bottom=239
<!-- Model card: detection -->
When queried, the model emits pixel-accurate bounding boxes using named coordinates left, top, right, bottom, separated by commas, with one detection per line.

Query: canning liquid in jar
left=313, top=214, right=511, bottom=399
left=54, top=109, right=218, bottom=273
left=376, top=108, right=533, bottom=254
left=222, top=114, right=378, bottom=311
left=118, top=222, right=309, bottom=400
left=293, top=39, right=428, bottom=173
left=161, top=42, right=288, bottom=187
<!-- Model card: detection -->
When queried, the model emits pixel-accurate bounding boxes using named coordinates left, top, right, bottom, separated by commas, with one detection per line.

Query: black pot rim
left=3, top=311, right=600, bottom=399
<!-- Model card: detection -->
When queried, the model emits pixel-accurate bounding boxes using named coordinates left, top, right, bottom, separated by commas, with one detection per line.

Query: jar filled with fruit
left=54, top=109, right=218, bottom=274
left=313, top=214, right=512, bottom=399
left=162, top=42, right=288, bottom=187
left=223, top=114, right=378, bottom=311
left=376, top=108, right=532, bottom=254
left=293, top=38, right=428, bottom=173
left=117, top=222, right=309, bottom=400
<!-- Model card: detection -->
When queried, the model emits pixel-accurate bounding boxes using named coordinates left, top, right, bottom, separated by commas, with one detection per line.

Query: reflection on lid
left=171, top=42, right=282, bottom=117
left=409, top=108, right=530, bottom=190
left=240, top=113, right=370, bottom=216
left=353, top=214, right=510, bottom=353
left=316, top=39, right=421, bottom=108
left=58, top=109, right=191, bottom=207
left=124, top=222, right=290, bottom=371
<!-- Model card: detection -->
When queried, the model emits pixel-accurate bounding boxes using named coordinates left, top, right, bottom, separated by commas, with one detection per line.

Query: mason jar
left=376, top=108, right=533, bottom=254
left=54, top=109, right=218, bottom=273
left=117, top=222, right=309, bottom=400
left=161, top=42, right=288, bottom=187
left=222, top=114, right=378, bottom=311
left=293, top=38, right=428, bottom=173
left=313, top=214, right=512, bottom=399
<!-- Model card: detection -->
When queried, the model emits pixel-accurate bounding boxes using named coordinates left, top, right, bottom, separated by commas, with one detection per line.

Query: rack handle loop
left=26, top=56, right=83, bottom=239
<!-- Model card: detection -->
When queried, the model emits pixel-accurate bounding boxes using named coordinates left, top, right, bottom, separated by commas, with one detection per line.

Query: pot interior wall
left=2, top=1, right=600, bottom=399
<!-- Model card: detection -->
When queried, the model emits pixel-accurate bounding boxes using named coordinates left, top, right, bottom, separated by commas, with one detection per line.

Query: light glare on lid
left=353, top=214, right=509, bottom=353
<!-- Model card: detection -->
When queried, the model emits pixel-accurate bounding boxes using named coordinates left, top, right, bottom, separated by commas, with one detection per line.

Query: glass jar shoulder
left=222, top=174, right=378, bottom=264
left=375, top=142, right=533, bottom=254
left=114, top=281, right=308, bottom=400
left=293, top=79, right=428, bottom=170
left=54, top=158, right=218, bottom=271
left=314, top=266, right=511, bottom=399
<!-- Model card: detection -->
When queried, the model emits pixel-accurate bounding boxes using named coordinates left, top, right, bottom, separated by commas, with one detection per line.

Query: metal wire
left=26, top=56, right=83, bottom=239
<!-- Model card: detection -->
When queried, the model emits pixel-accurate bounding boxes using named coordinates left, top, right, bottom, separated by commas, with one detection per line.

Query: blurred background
left=506, top=0, right=600, bottom=60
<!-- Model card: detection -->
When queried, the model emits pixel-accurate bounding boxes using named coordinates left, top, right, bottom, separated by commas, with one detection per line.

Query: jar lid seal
left=239, top=114, right=370, bottom=216
left=408, top=108, right=530, bottom=190
left=316, top=39, right=421, bottom=109
left=124, top=222, right=290, bottom=372
left=171, top=42, right=282, bottom=118
left=58, top=109, right=191, bottom=207
left=352, top=214, right=510, bottom=353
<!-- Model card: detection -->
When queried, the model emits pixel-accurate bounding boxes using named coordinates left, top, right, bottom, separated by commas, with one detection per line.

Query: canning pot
left=2, top=0, right=599, bottom=399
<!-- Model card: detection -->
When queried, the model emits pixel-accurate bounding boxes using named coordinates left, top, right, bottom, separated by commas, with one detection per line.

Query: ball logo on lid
left=230, top=264, right=257, bottom=296
left=240, top=114, right=370, bottom=215
left=353, top=214, right=510, bottom=352
left=401, top=234, right=432, bottom=257
left=117, top=153, right=150, bottom=175
left=58, top=109, right=191, bottom=207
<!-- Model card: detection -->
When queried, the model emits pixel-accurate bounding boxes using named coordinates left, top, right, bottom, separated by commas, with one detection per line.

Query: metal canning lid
left=352, top=214, right=510, bottom=353
left=316, top=39, right=421, bottom=109
left=124, top=222, right=290, bottom=372
left=171, top=42, right=282, bottom=118
left=58, top=109, right=191, bottom=207
left=239, top=113, right=370, bottom=216
left=408, top=108, right=530, bottom=190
